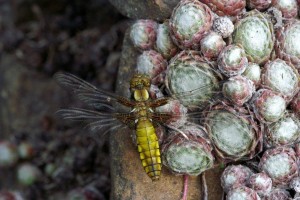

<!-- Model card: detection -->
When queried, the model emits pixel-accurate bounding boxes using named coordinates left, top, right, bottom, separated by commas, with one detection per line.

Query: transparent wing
left=57, top=108, right=135, bottom=134
left=54, top=72, right=135, bottom=110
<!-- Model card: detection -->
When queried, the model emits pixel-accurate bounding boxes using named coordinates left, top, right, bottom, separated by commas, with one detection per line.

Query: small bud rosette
left=130, top=19, right=158, bottom=51
left=169, top=0, right=213, bottom=49
left=290, top=177, right=300, bottom=193
left=276, top=19, right=300, bottom=70
left=200, top=31, right=226, bottom=60
left=242, top=62, right=262, bottom=88
left=221, top=164, right=253, bottom=193
left=247, top=172, right=272, bottom=197
left=212, top=17, right=234, bottom=39
left=259, top=147, right=298, bottom=187
left=265, top=113, right=300, bottom=148
left=250, top=89, right=286, bottom=124
left=227, top=186, right=261, bottom=200
left=272, top=0, right=299, bottom=19
left=222, top=75, right=255, bottom=106
left=162, top=125, right=214, bottom=176
left=156, top=99, right=188, bottom=128
left=232, top=10, right=274, bottom=65
left=246, top=0, right=272, bottom=11
left=204, top=103, right=263, bottom=162
left=165, top=50, right=220, bottom=108
left=217, top=45, right=248, bottom=77
left=136, top=50, right=167, bottom=85
left=155, top=22, right=178, bottom=60
left=261, top=59, right=300, bottom=101
left=200, top=0, right=246, bottom=17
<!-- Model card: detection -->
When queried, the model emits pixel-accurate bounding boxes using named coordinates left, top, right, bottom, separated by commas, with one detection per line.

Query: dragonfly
left=55, top=72, right=177, bottom=181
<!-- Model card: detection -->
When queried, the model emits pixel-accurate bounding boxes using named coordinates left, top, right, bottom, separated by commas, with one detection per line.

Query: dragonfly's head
left=130, top=74, right=151, bottom=101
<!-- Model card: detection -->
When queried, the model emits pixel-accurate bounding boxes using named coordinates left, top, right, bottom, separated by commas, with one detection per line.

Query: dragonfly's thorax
left=133, top=104, right=152, bottom=120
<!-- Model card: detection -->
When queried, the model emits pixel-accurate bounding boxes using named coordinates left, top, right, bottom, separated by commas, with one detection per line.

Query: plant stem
left=181, top=175, right=189, bottom=200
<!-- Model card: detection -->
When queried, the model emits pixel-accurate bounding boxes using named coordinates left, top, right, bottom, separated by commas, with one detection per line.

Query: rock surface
left=109, top=0, right=180, bottom=21
left=110, top=30, right=223, bottom=200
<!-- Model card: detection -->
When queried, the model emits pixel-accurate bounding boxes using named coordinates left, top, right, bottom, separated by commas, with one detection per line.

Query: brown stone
left=110, top=30, right=224, bottom=200
left=109, top=0, right=180, bottom=21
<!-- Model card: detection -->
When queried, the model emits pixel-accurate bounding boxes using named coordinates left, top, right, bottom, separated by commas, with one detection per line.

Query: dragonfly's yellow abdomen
left=136, top=118, right=161, bottom=181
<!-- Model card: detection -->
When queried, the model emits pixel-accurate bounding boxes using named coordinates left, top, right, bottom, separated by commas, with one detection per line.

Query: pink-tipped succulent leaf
left=221, top=164, right=253, bottom=192
left=259, top=147, right=298, bottom=187
left=251, top=89, right=287, bottom=124
left=222, top=75, right=255, bottom=106
left=200, top=31, right=226, bottom=60
left=217, top=45, right=248, bottom=77
left=200, top=0, right=246, bottom=17
left=136, top=50, right=167, bottom=85
left=130, top=19, right=158, bottom=51
left=169, top=0, right=214, bottom=49
left=247, top=172, right=272, bottom=197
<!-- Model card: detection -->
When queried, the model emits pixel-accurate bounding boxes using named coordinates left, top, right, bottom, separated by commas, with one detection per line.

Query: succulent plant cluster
left=129, top=0, right=300, bottom=198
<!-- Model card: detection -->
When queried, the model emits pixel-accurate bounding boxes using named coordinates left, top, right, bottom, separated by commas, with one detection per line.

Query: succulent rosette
left=222, top=75, right=255, bottom=106
left=217, top=45, right=248, bottom=77
left=221, top=164, right=253, bottom=192
left=136, top=50, right=167, bottom=85
left=265, top=113, right=300, bottom=148
left=204, top=102, right=263, bottom=162
left=291, top=92, right=300, bottom=115
left=259, top=147, right=298, bottom=187
left=247, top=172, right=272, bottom=197
left=227, top=186, right=261, bottom=200
left=212, top=17, right=234, bottom=38
left=272, top=0, right=299, bottom=19
left=200, top=31, right=226, bottom=60
left=129, top=19, right=158, bottom=51
left=246, top=0, right=272, bottom=11
left=290, top=177, right=300, bottom=193
left=232, top=10, right=274, bottom=65
left=165, top=50, right=220, bottom=108
left=169, top=0, right=214, bottom=49
left=262, top=59, right=300, bottom=101
left=155, top=22, right=178, bottom=59
left=264, top=189, right=291, bottom=200
left=200, top=0, right=246, bottom=17
left=251, top=89, right=286, bottom=124
left=156, top=99, right=188, bottom=128
left=276, top=19, right=300, bottom=70
left=242, top=62, right=262, bottom=88
left=162, top=124, right=214, bottom=176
